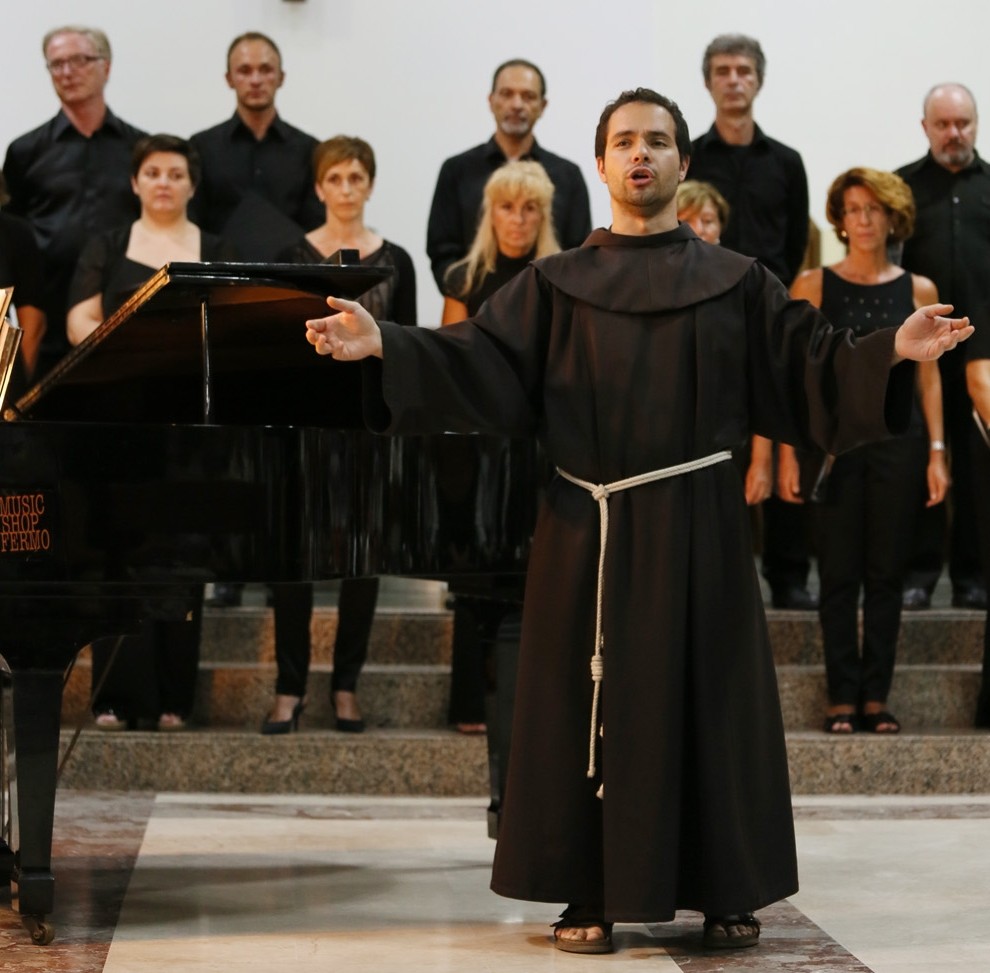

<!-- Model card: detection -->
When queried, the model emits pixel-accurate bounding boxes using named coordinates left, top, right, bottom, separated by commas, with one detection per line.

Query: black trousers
left=905, top=349, right=984, bottom=593
left=814, top=437, right=927, bottom=706
left=761, top=499, right=813, bottom=594
left=91, top=587, right=203, bottom=720
left=269, top=578, right=379, bottom=697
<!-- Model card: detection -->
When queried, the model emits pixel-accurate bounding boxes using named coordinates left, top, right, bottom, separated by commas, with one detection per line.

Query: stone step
left=54, top=727, right=990, bottom=796
left=63, top=609, right=986, bottom=730
left=200, top=608, right=453, bottom=666
left=198, top=606, right=985, bottom=667
left=63, top=659, right=453, bottom=730
left=766, top=607, right=984, bottom=665
left=56, top=728, right=489, bottom=796
left=776, top=665, right=981, bottom=730
left=64, top=658, right=983, bottom=732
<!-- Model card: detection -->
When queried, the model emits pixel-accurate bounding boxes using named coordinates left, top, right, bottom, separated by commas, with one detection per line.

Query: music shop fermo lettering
left=0, top=492, right=52, bottom=554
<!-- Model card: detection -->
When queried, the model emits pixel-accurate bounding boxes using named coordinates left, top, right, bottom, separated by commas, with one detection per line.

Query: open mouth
left=628, top=167, right=654, bottom=186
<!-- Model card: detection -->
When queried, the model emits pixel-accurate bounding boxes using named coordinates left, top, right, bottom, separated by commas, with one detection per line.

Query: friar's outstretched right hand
left=305, top=296, right=383, bottom=360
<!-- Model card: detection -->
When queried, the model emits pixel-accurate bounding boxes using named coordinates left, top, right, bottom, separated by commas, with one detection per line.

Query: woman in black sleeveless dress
left=780, top=168, right=949, bottom=734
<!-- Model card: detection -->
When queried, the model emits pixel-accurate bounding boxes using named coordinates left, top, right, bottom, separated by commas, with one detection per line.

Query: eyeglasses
left=842, top=203, right=886, bottom=220
left=46, top=54, right=103, bottom=74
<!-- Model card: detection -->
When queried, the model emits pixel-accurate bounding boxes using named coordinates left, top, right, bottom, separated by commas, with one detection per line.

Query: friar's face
left=596, top=101, right=687, bottom=216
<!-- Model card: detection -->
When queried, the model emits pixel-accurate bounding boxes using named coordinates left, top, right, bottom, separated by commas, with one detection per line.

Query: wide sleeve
left=744, top=263, right=915, bottom=453
left=362, top=266, right=552, bottom=437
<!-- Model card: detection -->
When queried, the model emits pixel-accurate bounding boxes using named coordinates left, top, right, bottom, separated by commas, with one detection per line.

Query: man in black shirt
left=426, top=58, right=591, bottom=291
left=898, top=83, right=988, bottom=611
left=190, top=31, right=323, bottom=261
left=2, top=25, right=145, bottom=376
left=688, top=33, right=814, bottom=611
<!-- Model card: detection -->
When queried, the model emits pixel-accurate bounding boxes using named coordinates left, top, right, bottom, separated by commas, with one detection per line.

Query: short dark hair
left=131, top=134, right=202, bottom=189
left=226, top=31, right=282, bottom=70
left=702, top=33, right=766, bottom=87
left=491, top=58, right=546, bottom=99
left=313, top=136, right=377, bottom=184
left=594, top=88, right=691, bottom=161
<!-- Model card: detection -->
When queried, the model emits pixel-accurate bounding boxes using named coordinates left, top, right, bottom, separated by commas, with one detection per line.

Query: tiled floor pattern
left=2, top=793, right=990, bottom=971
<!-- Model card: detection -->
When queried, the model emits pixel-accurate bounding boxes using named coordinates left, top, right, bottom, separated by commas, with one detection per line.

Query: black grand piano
left=0, top=261, right=540, bottom=944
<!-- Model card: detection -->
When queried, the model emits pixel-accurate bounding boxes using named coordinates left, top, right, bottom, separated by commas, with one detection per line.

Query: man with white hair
left=897, top=83, right=988, bottom=613
left=2, top=25, right=145, bottom=377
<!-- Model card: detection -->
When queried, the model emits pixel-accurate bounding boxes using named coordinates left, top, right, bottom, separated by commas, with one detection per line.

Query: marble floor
left=2, top=792, right=990, bottom=972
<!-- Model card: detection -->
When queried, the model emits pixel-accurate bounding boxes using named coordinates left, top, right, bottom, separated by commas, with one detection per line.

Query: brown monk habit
left=361, top=224, right=914, bottom=921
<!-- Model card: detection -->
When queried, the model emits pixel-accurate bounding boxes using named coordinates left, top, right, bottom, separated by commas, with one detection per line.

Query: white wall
left=3, top=0, right=986, bottom=319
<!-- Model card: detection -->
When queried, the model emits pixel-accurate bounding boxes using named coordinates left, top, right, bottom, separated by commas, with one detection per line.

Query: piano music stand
left=13, top=259, right=387, bottom=425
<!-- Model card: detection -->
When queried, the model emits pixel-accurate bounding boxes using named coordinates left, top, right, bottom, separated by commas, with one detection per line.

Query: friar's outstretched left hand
left=894, top=303, right=973, bottom=363
left=305, top=295, right=383, bottom=360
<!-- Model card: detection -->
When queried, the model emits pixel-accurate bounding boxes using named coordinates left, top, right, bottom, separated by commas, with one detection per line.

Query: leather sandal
left=552, top=904, right=613, bottom=954
left=703, top=913, right=760, bottom=949
left=823, top=712, right=857, bottom=733
left=860, top=710, right=900, bottom=733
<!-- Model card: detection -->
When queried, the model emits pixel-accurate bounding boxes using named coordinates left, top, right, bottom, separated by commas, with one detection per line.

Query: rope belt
left=557, top=450, right=733, bottom=784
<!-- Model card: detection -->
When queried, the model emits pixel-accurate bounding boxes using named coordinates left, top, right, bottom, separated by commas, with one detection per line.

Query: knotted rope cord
left=557, top=450, right=734, bottom=783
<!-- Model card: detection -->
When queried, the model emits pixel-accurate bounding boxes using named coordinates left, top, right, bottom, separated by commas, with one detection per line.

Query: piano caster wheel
left=23, top=915, right=55, bottom=945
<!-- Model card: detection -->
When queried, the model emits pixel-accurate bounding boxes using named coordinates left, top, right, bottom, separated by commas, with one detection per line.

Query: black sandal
left=552, top=904, right=613, bottom=954
left=860, top=710, right=900, bottom=733
left=823, top=712, right=857, bottom=733
left=703, top=913, right=761, bottom=949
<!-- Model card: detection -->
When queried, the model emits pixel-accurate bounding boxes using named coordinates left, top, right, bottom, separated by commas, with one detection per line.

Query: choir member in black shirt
left=190, top=32, right=322, bottom=261
left=426, top=59, right=590, bottom=291
left=2, top=25, right=145, bottom=376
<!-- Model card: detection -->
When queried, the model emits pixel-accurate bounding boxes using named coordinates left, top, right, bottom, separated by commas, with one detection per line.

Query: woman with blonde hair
left=441, top=160, right=560, bottom=732
left=780, top=167, right=948, bottom=734
left=442, top=160, right=559, bottom=323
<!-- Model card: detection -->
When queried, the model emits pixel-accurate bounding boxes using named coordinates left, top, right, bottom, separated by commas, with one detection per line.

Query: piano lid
left=12, top=260, right=389, bottom=427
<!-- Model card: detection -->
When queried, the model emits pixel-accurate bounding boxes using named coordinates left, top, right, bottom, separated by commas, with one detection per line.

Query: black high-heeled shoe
left=332, top=691, right=365, bottom=733
left=260, top=698, right=304, bottom=735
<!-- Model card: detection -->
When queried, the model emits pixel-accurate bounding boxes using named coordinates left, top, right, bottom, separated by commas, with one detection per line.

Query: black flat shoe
left=902, top=587, right=931, bottom=610
left=771, top=586, right=818, bottom=610
left=260, top=699, right=304, bottom=735
left=952, top=587, right=987, bottom=610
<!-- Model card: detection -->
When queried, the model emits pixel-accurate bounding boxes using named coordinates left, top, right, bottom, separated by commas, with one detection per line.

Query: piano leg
left=9, top=666, right=62, bottom=945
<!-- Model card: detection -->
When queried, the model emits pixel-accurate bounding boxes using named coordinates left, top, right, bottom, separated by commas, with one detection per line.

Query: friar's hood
left=534, top=223, right=755, bottom=313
